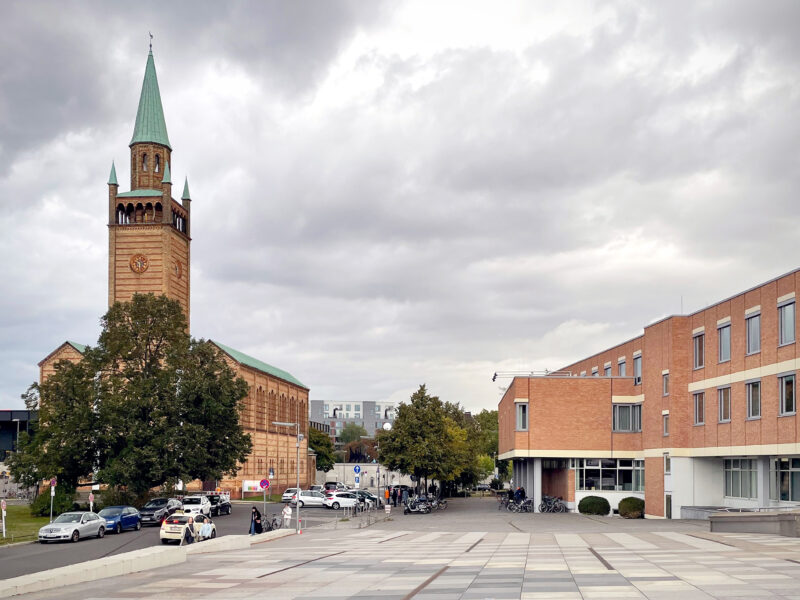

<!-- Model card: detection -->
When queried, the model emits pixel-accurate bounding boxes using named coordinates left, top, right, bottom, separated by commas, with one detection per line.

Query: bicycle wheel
left=538, top=502, right=546, bottom=513
left=557, top=503, right=567, bottom=513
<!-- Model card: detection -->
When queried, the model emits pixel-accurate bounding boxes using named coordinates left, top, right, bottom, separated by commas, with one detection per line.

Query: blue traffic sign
left=354, top=465, right=361, bottom=474
left=355, top=476, right=360, bottom=483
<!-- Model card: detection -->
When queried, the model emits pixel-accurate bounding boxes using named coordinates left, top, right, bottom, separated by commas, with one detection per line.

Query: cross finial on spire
left=149, top=32, right=153, bottom=52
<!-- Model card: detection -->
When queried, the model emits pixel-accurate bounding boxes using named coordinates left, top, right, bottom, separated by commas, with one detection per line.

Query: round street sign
left=354, top=465, right=361, bottom=474
left=1, top=499, right=6, bottom=511
left=88, top=493, right=95, bottom=503
left=50, top=478, right=57, bottom=487
left=260, top=479, right=270, bottom=490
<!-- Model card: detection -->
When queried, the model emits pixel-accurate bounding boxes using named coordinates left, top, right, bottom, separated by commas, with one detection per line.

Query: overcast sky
left=1, top=1, right=799, bottom=412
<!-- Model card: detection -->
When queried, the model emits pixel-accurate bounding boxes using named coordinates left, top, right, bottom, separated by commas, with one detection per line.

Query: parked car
left=159, top=511, right=217, bottom=544
left=290, top=490, right=326, bottom=507
left=38, top=511, right=105, bottom=543
left=322, top=482, right=347, bottom=493
left=139, top=498, right=182, bottom=526
left=475, top=483, right=491, bottom=491
left=354, top=490, right=380, bottom=507
left=181, top=495, right=211, bottom=516
left=281, top=488, right=300, bottom=503
left=309, top=485, right=323, bottom=493
left=208, top=494, right=232, bottom=516
left=98, top=505, right=141, bottom=534
left=323, top=491, right=359, bottom=510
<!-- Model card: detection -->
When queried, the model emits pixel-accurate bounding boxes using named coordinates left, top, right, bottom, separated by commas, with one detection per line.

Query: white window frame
left=718, top=324, right=731, bottom=363
left=693, top=392, right=705, bottom=425
left=746, top=380, right=761, bottom=419
left=779, top=373, right=796, bottom=416
left=718, top=386, right=731, bottom=422
left=693, top=333, right=705, bottom=369
left=746, top=313, right=761, bottom=355
left=664, top=453, right=671, bottom=475
left=663, top=414, right=669, bottom=437
left=779, top=301, right=795, bottom=346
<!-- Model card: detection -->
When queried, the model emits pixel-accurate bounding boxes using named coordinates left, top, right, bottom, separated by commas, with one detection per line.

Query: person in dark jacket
left=249, top=506, right=263, bottom=535
left=391, top=487, right=398, bottom=507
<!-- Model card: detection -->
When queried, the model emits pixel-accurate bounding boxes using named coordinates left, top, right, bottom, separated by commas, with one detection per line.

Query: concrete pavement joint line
left=507, top=519, right=523, bottom=532
left=401, top=565, right=449, bottom=600
left=465, top=538, right=482, bottom=552
left=588, top=547, right=614, bottom=570
left=687, top=532, right=737, bottom=547
left=255, top=550, right=346, bottom=578
left=378, top=532, right=409, bottom=543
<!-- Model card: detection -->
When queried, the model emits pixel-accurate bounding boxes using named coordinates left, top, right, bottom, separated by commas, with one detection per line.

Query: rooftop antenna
left=149, top=32, right=153, bottom=52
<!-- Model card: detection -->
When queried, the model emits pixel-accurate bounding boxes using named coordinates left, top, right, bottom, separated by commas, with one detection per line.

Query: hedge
left=618, top=496, right=644, bottom=519
left=577, top=495, right=610, bottom=515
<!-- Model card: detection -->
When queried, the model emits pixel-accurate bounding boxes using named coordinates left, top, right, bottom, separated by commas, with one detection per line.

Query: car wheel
left=298, top=501, right=304, bottom=508
left=135, top=520, right=141, bottom=531
left=210, top=530, right=217, bottom=539
left=71, top=530, right=80, bottom=543
left=332, top=502, right=340, bottom=509
left=226, top=506, right=232, bottom=515
left=115, top=523, right=122, bottom=534
left=97, top=527, right=105, bottom=539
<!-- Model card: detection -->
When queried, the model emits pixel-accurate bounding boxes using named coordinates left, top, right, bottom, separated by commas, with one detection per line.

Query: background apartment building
left=309, top=400, right=395, bottom=441
left=499, top=269, right=799, bottom=518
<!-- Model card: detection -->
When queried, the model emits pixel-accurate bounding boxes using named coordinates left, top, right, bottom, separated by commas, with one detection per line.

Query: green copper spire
left=108, top=161, right=118, bottom=185
left=181, top=176, right=191, bottom=200
left=161, top=161, right=171, bottom=184
left=130, top=51, right=171, bottom=149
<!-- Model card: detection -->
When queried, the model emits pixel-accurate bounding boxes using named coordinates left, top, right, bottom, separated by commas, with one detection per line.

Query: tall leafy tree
left=9, top=294, right=253, bottom=498
left=308, top=427, right=336, bottom=472
left=338, top=422, right=368, bottom=444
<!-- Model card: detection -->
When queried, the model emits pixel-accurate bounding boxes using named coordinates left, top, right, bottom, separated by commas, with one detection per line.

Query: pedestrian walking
left=391, top=487, right=398, bottom=507
left=401, top=488, right=409, bottom=505
left=282, top=503, right=292, bottom=528
left=249, top=506, right=263, bottom=535
left=384, top=487, right=390, bottom=506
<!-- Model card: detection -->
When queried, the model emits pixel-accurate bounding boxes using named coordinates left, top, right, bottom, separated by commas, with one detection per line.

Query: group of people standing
left=384, top=486, right=410, bottom=507
left=249, top=504, right=293, bottom=535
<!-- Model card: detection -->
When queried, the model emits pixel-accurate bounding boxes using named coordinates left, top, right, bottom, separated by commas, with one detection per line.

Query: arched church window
left=142, top=154, right=148, bottom=171
left=155, top=203, right=163, bottom=222
left=144, top=203, right=153, bottom=223
left=155, top=154, right=160, bottom=173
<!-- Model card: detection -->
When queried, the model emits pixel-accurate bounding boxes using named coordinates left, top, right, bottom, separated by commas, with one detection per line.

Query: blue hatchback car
left=98, top=506, right=141, bottom=534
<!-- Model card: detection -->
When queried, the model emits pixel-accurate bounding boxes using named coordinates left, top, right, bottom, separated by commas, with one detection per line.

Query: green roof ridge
left=212, top=340, right=308, bottom=389
left=162, top=161, right=171, bottom=184
left=181, top=176, right=191, bottom=200
left=67, top=341, right=88, bottom=354
left=130, top=50, right=171, bottom=150
left=108, top=161, right=118, bottom=185
left=116, top=189, right=163, bottom=198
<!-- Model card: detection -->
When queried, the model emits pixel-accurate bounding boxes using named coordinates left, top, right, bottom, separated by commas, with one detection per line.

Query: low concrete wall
left=0, top=529, right=295, bottom=597
left=710, top=511, right=800, bottom=537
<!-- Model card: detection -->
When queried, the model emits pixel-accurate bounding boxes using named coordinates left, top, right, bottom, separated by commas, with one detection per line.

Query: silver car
left=38, top=511, right=105, bottom=543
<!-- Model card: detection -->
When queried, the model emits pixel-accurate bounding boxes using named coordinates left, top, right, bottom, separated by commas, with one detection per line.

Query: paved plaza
left=12, top=499, right=800, bottom=599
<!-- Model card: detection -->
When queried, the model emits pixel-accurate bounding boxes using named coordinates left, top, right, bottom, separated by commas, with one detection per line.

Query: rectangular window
left=664, top=453, right=671, bottom=475
left=663, top=414, right=669, bottom=436
left=580, top=370, right=586, bottom=377
left=591, top=367, right=598, bottom=376
left=779, top=302, right=795, bottom=346
left=662, top=374, right=669, bottom=396
left=693, top=333, right=704, bottom=369
left=779, top=374, right=796, bottom=415
left=718, top=324, right=731, bottom=362
left=746, top=381, right=761, bottom=419
left=746, top=314, right=761, bottom=354
left=724, top=459, right=757, bottom=499
left=618, top=360, right=626, bottom=377
left=771, top=457, right=800, bottom=502
left=604, top=366, right=611, bottom=376
left=516, top=403, right=528, bottom=431
left=694, top=392, right=705, bottom=425
left=633, top=355, right=641, bottom=384
left=324, top=403, right=329, bottom=410
left=574, top=458, right=644, bottom=492
left=718, top=387, right=731, bottom=422
left=612, top=404, right=642, bottom=433
left=346, top=404, right=351, bottom=411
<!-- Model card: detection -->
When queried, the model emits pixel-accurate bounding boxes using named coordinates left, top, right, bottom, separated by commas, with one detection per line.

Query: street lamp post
left=272, top=421, right=302, bottom=534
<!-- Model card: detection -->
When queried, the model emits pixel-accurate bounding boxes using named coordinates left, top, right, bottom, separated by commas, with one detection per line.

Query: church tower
left=108, top=49, right=191, bottom=325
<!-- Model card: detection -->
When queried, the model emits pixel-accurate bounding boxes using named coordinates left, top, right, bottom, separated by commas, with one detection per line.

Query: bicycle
left=538, top=495, right=567, bottom=513
left=266, top=514, right=282, bottom=531
left=497, top=494, right=510, bottom=511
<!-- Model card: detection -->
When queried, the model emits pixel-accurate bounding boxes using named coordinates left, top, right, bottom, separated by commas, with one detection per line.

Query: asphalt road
left=0, top=501, right=335, bottom=580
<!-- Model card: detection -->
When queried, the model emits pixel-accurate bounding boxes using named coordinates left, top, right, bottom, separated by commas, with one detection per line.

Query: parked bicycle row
left=497, top=492, right=567, bottom=513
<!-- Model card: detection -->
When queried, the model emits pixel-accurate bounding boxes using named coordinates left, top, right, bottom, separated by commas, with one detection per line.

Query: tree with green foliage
left=309, top=427, right=336, bottom=472
left=8, top=293, right=253, bottom=499
left=338, top=422, right=368, bottom=445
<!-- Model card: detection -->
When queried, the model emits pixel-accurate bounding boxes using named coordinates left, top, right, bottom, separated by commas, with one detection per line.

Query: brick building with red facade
left=499, top=269, right=799, bottom=518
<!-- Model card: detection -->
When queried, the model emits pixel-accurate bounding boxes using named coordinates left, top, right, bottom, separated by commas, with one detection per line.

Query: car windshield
left=183, top=498, right=201, bottom=505
left=99, top=508, right=121, bottom=517
left=53, top=513, right=83, bottom=523
left=208, top=496, right=219, bottom=503
left=144, top=499, right=166, bottom=508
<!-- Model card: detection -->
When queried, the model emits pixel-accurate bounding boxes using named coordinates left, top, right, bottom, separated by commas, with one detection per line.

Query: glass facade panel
left=574, top=459, right=644, bottom=492
left=746, top=314, right=761, bottom=354
left=724, top=459, right=757, bottom=498
left=718, top=324, right=731, bottom=362
left=780, top=302, right=795, bottom=345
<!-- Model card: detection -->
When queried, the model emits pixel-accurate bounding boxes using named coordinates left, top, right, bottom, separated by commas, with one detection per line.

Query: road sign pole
left=2, top=499, right=6, bottom=538
left=49, top=481, right=56, bottom=523
left=263, top=487, right=266, bottom=521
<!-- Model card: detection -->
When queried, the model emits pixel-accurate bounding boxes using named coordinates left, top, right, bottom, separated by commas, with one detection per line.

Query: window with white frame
left=770, top=457, right=800, bottom=501
left=663, top=414, right=669, bottom=436
left=746, top=313, right=761, bottom=354
left=612, top=404, right=642, bottom=432
left=633, top=355, right=642, bottom=384
left=779, top=374, right=795, bottom=415
left=718, top=324, right=731, bottom=362
left=662, top=373, right=669, bottom=396
left=779, top=301, right=795, bottom=346
left=725, top=459, right=757, bottom=499
left=574, top=458, right=644, bottom=491
left=718, top=387, right=731, bottom=422
left=746, top=380, right=761, bottom=419
left=694, top=392, right=705, bottom=425
left=618, top=360, right=626, bottom=377
left=516, top=403, right=528, bottom=431
left=604, top=365, right=611, bottom=376
left=693, top=333, right=704, bottom=369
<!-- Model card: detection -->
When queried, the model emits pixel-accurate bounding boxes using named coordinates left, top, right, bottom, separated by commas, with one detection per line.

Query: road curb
left=0, top=529, right=295, bottom=598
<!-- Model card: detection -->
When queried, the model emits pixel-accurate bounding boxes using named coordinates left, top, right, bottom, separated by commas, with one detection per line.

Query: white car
left=281, top=488, right=300, bottom=503
left=323, top=491, right=359, bottom=510
left=181, top=495, right=211, bottom=516
left=291, top=490, right=326, bottom=507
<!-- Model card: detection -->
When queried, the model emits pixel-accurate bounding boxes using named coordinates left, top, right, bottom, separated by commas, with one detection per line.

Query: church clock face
left=129, top=254, right=149, bottom=273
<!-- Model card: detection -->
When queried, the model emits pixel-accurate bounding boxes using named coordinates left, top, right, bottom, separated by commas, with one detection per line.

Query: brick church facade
left=38, top=49, right=313, bottom=497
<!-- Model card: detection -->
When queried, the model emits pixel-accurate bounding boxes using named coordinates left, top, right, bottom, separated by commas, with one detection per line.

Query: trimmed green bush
left=618, top=496, right=644, bottom=519
left=578, top=495, right=610, bottom=515
left=30, top=487, right=76, bottom=517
